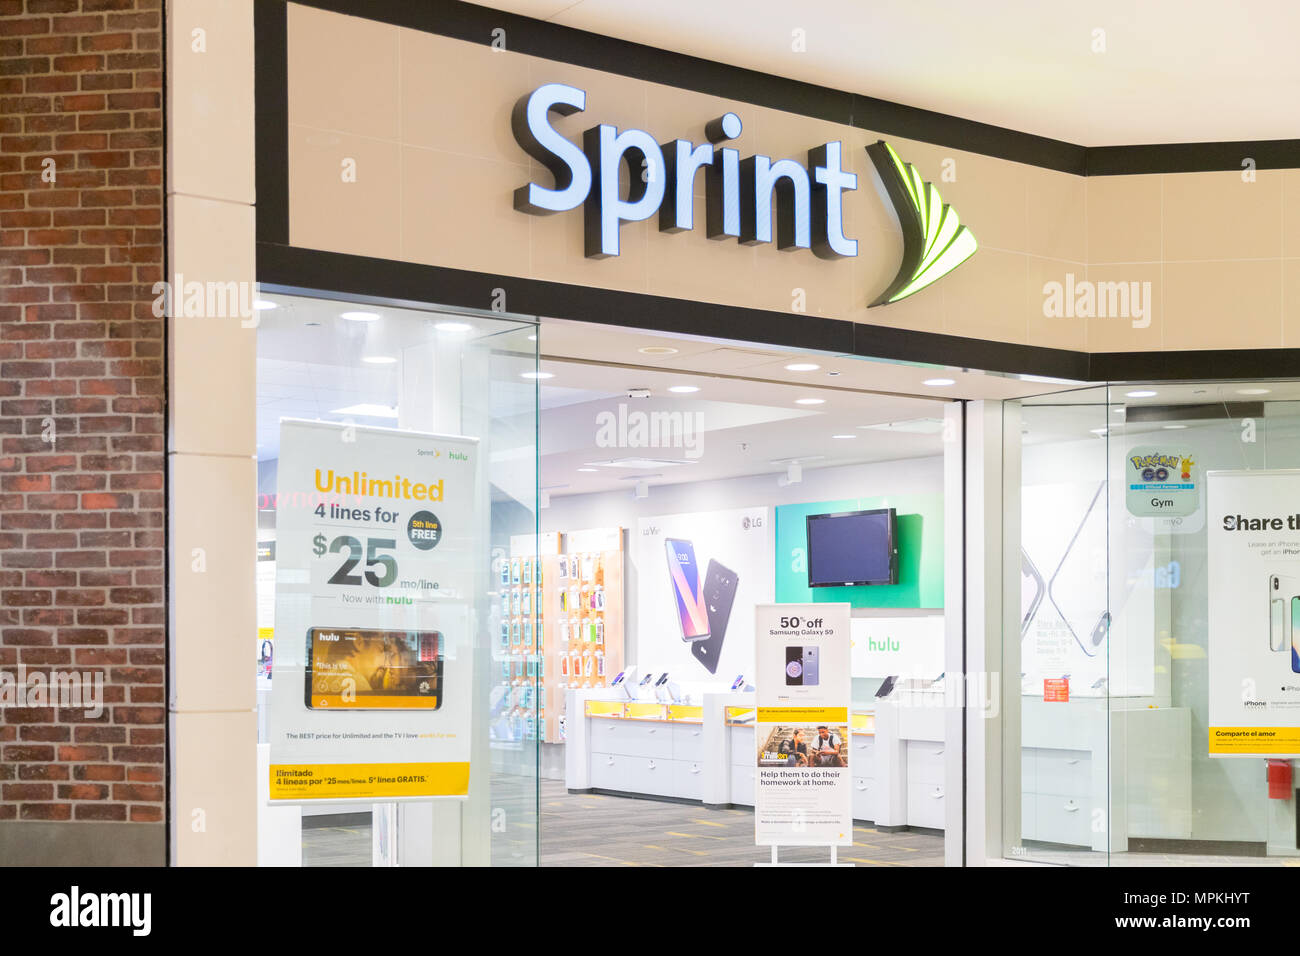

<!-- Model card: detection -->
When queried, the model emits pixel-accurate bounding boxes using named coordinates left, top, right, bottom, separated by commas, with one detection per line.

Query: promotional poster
left=267, top=420, right=482, bottom=801
left=753, top=603, right=852, bottom=847
left=1206, top=470, right=1300, bottom=756
left=634, top=507, right=773, bottom=680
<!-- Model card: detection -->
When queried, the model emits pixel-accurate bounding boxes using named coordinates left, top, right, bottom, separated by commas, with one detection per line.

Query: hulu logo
left=867, top=636, right=900, bottom=652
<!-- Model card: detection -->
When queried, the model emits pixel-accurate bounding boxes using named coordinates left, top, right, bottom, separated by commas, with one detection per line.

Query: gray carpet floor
left=301, top=777, right=946, bottom=866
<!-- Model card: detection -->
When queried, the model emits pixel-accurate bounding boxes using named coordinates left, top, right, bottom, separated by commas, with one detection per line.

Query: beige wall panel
left=170, top=710, right=259, bottom=866
left=1026, top=165, right=1086, bottom=263
left=1163, top=169, right=1282, bottom=262
left=1087, top=174, right=1163, bottom=265
left=1082, top=263, right=1163, bottom=352
left=1283, top=259, right=1300, bottom=346
left=1025, top=258, right=1087, bottom=350
left=287, top=3, right=399, bottom=139
left=289, top=126, right=402, bottom=260
left=284, top=6, right=1297, bottom=357
left=167, top=0, right=255, bottom=204
left=1163, top=259, right=1282, bottom=349
left=399, top=27, right=531, bottom=158
left=168, top=453, right=257, bottom=714
left=1282, top=170, right=1300, bottom=258
left=940, top=248, right=1028, bottom=344
left=401, top=146, right=532, bottom=278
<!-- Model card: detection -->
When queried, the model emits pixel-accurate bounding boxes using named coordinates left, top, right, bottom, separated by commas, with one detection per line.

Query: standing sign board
left=753, top=603, right=852, bottom=847
left=267, top=420, right=482, bottom=800
left=1206, top=470, right=1300, bottom=756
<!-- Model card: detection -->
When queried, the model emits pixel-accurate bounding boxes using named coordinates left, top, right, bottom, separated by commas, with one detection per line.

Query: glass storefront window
left=1004, top=381, right=1300, bottom=865
left=254, top=293, right=539, bottom=867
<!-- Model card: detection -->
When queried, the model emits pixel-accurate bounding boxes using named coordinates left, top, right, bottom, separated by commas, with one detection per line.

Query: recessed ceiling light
left=1162, top=424, right=1187, bottom=430
left=527, top=334, right=537, bottom=341
left=831, top=434, right=856, bottom=439
left=785, top=362, right=820, bottom=372
left=639, top=346, right=678, bottom=355
left=1089, top=427, right=1108, bottom=436
left=668, top=385, right=699, bottom=393
left=521, top=371, right=554, bottom=380
left=923, top=378, right=956, bottom=387
left=1125, top=390, right=1157, bottom=398
left=330, top=403, right=398, bottom=418
left=577, top=467, right=598, bottom=473
left=341, top=311, right=380, bottom=322
left=795, top=398, right=825, bottom=405
left=253, top=299, right=277, bottom=311
left=436, top=321, right=471, bottom=332
left=1237, top=388, right=1271, bottom=395
left=362, top=355, right=397, bottom=364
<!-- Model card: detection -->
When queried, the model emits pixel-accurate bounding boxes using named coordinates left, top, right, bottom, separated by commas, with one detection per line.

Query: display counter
left=566, top=687, right=1193, bottom=842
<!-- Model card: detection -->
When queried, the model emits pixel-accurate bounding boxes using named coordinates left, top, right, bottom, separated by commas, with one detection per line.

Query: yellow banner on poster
left=757, top=706, right=849, bottom=724
left=269, top=762, right=470, bottom=800
left=1208, top=727, right=1300, bottom=755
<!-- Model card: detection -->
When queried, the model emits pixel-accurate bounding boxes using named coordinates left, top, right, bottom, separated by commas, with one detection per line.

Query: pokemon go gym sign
left=510, top=83, right=977, bottom=307
left=1127, top=446, right=1199, bottom=517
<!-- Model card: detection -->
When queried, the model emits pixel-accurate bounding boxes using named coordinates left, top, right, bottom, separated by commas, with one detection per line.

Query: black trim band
left=255, top=0, right=288, bottom=245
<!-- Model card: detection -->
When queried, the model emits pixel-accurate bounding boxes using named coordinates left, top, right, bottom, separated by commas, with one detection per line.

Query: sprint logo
left=866, top=141, right=978, bottom=306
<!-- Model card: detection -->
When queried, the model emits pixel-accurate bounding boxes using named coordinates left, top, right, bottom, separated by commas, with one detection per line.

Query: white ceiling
left=484, top=0, right=1300, bottom=146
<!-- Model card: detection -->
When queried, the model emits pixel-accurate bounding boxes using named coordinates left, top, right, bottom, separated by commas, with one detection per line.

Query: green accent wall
left=774, top=495, right=944, bottom=609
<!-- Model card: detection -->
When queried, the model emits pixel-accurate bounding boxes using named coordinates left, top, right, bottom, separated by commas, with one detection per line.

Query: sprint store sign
left=511, top=84, right=978, bottom=307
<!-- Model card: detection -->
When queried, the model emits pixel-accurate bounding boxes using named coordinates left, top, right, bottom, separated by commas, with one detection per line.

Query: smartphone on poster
left=690, top=559, right=738, bottom=674
left=304, top=627, right=442, bottom=710
left=665, top=538, right=709, bottom=642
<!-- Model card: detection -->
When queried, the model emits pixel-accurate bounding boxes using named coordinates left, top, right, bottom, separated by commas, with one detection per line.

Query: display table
left=564, top=691, right=705, bottom=802
left=566, top=688, right=1194, bottom=845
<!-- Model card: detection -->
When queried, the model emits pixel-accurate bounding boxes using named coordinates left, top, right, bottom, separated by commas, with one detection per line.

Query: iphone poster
left=1206, top=470, right=1300, bottom=757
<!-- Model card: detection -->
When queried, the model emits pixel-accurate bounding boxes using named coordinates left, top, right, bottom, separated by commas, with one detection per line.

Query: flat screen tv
left=805, top=508, right=898, bottom=587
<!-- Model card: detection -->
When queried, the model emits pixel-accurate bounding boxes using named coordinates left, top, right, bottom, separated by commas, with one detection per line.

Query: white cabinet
left=851, top=774, right=879, bottom=823
left=906, top=782, right=946, bottom=830
left=729, top=764, right=756, bottom=806
left=586, top=718, right=706, bottom=801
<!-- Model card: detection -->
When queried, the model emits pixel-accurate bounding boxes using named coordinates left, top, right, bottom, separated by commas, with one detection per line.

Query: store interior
left=248, top=292, right=1300, bottom=867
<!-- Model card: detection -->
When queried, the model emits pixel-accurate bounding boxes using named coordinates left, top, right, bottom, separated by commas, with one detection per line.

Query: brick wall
left=0, top=0, right=165, bottom=847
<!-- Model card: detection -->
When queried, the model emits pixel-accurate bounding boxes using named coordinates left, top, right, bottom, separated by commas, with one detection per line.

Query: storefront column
left=165, top=0, right=258, bottom=865
left=945, top=400, right=1014, bottom=866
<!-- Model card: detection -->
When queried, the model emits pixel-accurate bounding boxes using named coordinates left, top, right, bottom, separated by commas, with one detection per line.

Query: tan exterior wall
left=283, top=3, right=1300, bottom=356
